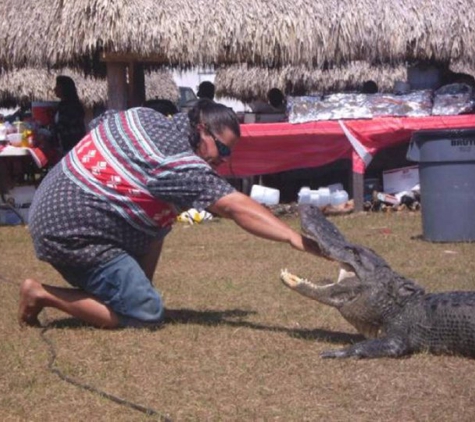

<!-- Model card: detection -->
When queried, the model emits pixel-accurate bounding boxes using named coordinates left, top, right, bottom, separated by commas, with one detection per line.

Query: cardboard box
left=383, top=165, right=419, bottom=194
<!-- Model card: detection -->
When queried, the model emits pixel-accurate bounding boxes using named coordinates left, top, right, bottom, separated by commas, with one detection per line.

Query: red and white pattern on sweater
left=64, top=132, right=177, bottom=231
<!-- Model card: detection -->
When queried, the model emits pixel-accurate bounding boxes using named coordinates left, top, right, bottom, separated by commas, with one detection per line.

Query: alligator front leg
left=320, top=337, right=410, bottom=359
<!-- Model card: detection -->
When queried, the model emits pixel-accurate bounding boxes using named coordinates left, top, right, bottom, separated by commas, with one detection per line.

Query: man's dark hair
left=197, top=81, right=215, bottom=100
left=361, top=80, right=378, bottom=94
left=188, top=99, right=240, bottom=149
left=267, top=88, right=285, bottom=108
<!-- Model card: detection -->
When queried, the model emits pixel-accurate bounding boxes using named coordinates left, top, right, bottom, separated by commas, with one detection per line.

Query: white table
left=0, top=145, right=29, bottom=157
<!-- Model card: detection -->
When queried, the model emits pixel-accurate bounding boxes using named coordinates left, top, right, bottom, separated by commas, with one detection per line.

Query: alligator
left=280, top=204, right=475, bottom=359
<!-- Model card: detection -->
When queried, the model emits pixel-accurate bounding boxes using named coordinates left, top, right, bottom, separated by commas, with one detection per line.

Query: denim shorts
left=54, top=253, right=164, bottom=327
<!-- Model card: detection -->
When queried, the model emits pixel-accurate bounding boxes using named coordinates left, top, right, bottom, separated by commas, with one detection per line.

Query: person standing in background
left=361, top=80, right=379, bottom=94
left=266, top=88, right=287, bottom=112
left=54, top=75, right=86, bottom=155
left=250, top=88, right=287, bottom=113
left=197, top=81, right=216, bottom=101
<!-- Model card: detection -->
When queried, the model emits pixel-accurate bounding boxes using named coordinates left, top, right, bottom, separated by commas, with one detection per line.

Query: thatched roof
left=215, top=63, right=407, bottom=102
left=1, top=1, right=474, bottom=69
left=145, top=71, right=180, bottom=102
left=215, top=62, right=475, bottom=102
left=0, top=68, right=178, bottom=107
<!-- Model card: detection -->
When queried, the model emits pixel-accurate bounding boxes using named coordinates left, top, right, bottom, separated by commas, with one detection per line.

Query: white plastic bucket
left=316, top=188, right=331, bottom=207
left=327, top=183, right=344, bottom=193
left=330, top=190, right=349, bottom=206
left=306, top=188, right=332, bottom=207
left=250, top=185, right=280, bottom=205
left=309, top=191, right=321, bottom=206
left=297, top=187, right=311, bottom=204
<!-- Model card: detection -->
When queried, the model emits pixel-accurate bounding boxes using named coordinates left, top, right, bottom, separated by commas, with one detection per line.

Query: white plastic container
left=309, top=191, right=321, bottom=206
left=330, top=190, right=349, bottom=206
left=316, top=188, right=331, bottom=207
left=297, top=187, right=311, bottom=204
left=327, top=183, right=344, bottom=193
left=250, top=185, right=280, bottom=205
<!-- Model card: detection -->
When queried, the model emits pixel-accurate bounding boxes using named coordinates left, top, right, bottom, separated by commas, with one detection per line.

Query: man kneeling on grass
left=20, top=99, right=318, bottom=328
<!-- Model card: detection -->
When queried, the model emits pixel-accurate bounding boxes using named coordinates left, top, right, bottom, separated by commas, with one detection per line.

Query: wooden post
left=128, top=62, right=146, bottom=108
left=106, top=62, right=128, bottom=110
left=352, top=170, right=364, bottom=212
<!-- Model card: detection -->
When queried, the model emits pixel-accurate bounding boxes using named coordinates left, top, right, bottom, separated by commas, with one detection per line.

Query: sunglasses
left=208, top=129, right=232, bottom=158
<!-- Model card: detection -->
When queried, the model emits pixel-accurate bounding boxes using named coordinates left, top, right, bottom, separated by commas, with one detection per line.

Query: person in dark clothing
left=197, top=81, right=216, bottom=101
left=361, top=80, right=379, bottom=94
left=267, top=88, right=286, bottom=112
left=54, top=75, right=86, bottom=155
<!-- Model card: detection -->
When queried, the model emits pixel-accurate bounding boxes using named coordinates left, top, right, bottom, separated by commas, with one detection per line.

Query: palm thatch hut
left=2, top=0, right=474, bottom=68
left=1, top=0, right=475, bottom=108
left=215, top=61, right=475, bottom=103
left=215, top=63, right=408, bottom=102
left=0, top=68, right=178, bottom=109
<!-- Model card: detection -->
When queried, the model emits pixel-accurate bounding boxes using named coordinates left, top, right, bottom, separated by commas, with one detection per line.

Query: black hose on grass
left=0, top=275, right=172, bottom=421
left=40, top=326, right=172, bottom=421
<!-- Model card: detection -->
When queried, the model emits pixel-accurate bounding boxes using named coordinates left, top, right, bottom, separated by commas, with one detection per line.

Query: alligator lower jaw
left=280, top=269, right=335, bottom=288
left=280, top=269, right=304, bottom=288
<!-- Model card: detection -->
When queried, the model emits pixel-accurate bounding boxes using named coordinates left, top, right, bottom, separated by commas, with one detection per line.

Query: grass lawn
left=1, top=210, right=475, bottom=421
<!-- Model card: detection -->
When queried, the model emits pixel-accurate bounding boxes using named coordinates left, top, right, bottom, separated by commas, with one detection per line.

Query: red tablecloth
left=217, top=115, right=475, bottom=177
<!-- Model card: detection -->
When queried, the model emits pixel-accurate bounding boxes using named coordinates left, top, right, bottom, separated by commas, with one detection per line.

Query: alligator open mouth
left=278, top=204, right=475, bottom=358
left=280, top=262, right=355, bottom=286
left=280, top=267, right=355, bottom=294
left=280, top=268, right=381, bottom=339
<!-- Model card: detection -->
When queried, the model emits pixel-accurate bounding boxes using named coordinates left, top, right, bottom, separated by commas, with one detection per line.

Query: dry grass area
left=2, top=211, right=475, bottom=421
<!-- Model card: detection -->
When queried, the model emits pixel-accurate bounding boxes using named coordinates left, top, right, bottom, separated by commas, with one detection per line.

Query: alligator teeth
left=337, top=266, right=356, bottom=283
left=280, top=269, right=301, bottom=288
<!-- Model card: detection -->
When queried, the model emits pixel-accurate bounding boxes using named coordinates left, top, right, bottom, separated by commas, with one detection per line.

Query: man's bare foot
left=18, top=279, right=44, bottom=327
